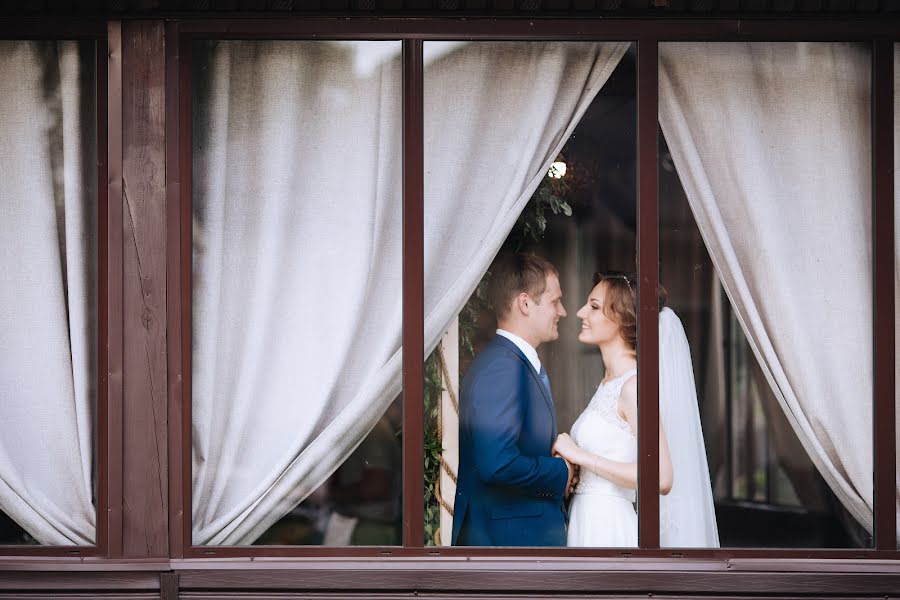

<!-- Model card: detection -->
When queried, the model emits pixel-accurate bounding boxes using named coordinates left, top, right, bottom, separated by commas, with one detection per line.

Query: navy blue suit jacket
left=451, top=335, right=569, bottom=546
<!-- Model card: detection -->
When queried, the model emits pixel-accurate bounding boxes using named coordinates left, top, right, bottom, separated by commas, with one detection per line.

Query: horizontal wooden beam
left=172, top=559, right=900, bottom=595
left=169, top=18, right=900, bottom=40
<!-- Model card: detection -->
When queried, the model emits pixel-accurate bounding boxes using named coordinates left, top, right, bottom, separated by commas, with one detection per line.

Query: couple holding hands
left=451, top=253, right=718, bottom=548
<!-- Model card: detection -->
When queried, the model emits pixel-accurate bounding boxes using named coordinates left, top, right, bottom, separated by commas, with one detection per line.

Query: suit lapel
left=492, top=335, right=558, bottom=436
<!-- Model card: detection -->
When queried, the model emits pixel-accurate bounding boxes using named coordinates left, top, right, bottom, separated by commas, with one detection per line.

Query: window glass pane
left=658, top=41, right=873, bottom=548
left=0, top=40, right=98, bottom=546
left=423, top=41, right=639, bottom=548
left=191, top=40, right=403, bottom=546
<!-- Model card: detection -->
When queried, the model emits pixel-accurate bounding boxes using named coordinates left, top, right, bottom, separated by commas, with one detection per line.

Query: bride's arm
left=553, top=379, right=673, bottom=494
left=618, top=379, right=673, bottom=494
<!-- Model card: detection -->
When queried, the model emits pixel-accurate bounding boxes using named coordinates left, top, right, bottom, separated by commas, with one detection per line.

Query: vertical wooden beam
left=121, top=20, right=169, bottom=558
left=636, top=37, right=660, bottom=550
left=438, top=319, right=460, bottom=546
left=160, top=572, right=179, bottom=600
left=165, top=21, right=185, bottom=559
left=402, top=38, right=425, bottom=548
left=723, top=305, right=734, bottom=500
left=105, top=20, right=124, bottom=559
left=872, top=38, right=896, bottom=551
left=96, top=27, right=110, bottom=557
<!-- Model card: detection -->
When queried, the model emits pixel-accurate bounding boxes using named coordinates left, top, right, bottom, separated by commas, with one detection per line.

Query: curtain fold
left=659, top=41, right=890, bottom=539
left=191, top=40, right=627, bottom=545
left=0, top=41, right=97, bottom=545
left=422, top=41, right=629, bottom=369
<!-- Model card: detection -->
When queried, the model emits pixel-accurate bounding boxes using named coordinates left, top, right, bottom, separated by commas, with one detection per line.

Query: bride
left=553, top=272, right=719, bottom=548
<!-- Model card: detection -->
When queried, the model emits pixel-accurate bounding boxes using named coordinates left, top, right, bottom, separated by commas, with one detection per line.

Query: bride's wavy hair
left=593, top=271, right=667, bottom=354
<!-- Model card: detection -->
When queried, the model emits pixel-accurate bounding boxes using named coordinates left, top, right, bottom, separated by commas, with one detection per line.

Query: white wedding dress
left=566, top=369, right=638, bottom=547
left=565, top=308, right=720, bottom=548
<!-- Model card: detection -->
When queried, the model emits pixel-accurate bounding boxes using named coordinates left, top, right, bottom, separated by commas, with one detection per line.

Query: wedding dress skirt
left=566, top=370, right=638, bottom=548
left=567, top=490, right=637, bottom=547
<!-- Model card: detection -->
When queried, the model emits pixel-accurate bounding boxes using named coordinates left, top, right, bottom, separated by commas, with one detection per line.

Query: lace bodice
left=569, top=369, right=637, bottom=500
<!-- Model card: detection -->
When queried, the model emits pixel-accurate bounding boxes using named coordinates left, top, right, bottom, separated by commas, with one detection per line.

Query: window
left=0, top=38, right=103, bottom=551
left=189, top=39, right=404, bottom=547
left=173, top=28, right=897, bottom=558
left=658, top=41, right=874, bottom=548
left=422, top=40, right=639, bottom=548
left=1, top=21, right=893, bottom=581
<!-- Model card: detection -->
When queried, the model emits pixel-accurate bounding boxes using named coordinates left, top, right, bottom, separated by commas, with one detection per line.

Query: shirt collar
left=496, top=329, right=541, bottom=373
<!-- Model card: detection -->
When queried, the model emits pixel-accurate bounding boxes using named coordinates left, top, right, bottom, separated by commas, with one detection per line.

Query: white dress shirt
left=496, top=328, right=541, bottom=373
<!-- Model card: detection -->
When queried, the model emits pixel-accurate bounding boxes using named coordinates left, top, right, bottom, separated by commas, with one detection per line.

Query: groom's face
left=528, top=272, right=567, bottom=346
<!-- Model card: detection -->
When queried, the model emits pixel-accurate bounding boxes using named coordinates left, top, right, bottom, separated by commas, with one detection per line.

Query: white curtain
left=191, top=40, right=405, bottom=546
left=422, top=42, right=627, bottom=351
left=191, top=40, right=627, bottom=545
left=0, top=41, right=97, bottom=545
left=659, top=42, right=892, bottom=539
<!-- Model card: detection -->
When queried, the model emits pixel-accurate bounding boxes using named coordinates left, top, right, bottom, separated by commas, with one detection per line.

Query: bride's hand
left=553, top=433, right=580, bottom=463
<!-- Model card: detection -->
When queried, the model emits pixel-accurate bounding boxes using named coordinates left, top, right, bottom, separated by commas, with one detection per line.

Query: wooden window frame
left=0, top=16, right=891, bottom=600
left=166, top=18, right=897, bottom=562
left=0, top=20, right=120, bottom=559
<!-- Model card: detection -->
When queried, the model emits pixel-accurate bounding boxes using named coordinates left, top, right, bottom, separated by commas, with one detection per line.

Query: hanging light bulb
left=548, top=161, right=567, bottom=179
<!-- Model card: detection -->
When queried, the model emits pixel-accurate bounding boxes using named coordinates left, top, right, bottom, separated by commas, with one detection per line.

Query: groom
left=451, top=254, right=575, bottom=547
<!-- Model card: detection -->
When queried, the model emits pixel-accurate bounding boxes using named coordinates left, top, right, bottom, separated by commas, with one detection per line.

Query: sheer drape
left=0, top=41, right=97, bottom=545
left=191, top=40, right=627, bottom=545
left=191, top=41, right=404, bottom=546
left=422, top=42, right=627, bottom=353
left=659, top=42, right=888, bottom=538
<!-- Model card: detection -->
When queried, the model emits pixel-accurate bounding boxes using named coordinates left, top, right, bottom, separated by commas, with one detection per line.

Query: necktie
left=538, top=366, right=553, bottom=402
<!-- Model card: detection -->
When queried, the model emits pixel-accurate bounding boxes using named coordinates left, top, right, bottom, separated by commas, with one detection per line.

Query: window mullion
left=636, top=37, right=661, bottom=551
left=872, top=38, right=896, bottom=552
left=402, top=38, right=425, bottom=549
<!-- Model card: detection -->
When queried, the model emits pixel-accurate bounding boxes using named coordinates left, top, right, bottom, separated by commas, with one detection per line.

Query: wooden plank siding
left=0, top=0, right=900, bottom=16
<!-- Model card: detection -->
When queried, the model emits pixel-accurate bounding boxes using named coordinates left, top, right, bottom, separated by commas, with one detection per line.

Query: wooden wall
left=122, top=19, right=170, bottom=560
left=0, top=16, right=898, bottom=600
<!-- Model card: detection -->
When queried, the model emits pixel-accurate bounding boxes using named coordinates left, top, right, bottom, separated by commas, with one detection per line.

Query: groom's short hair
left=488, top=253, right=558, bottom=321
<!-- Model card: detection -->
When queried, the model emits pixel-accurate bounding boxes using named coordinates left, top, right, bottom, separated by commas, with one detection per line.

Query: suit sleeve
left=467, top=357, right=569, bottom=498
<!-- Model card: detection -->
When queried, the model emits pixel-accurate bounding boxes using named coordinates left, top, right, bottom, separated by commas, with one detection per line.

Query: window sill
left=0, top=557, right=897, bottom=595
left=171, top=556, right=900, bottom=595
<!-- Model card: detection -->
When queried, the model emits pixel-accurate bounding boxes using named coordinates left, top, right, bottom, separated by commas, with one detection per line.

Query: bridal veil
left=659, top=307, right=720, bottom=548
